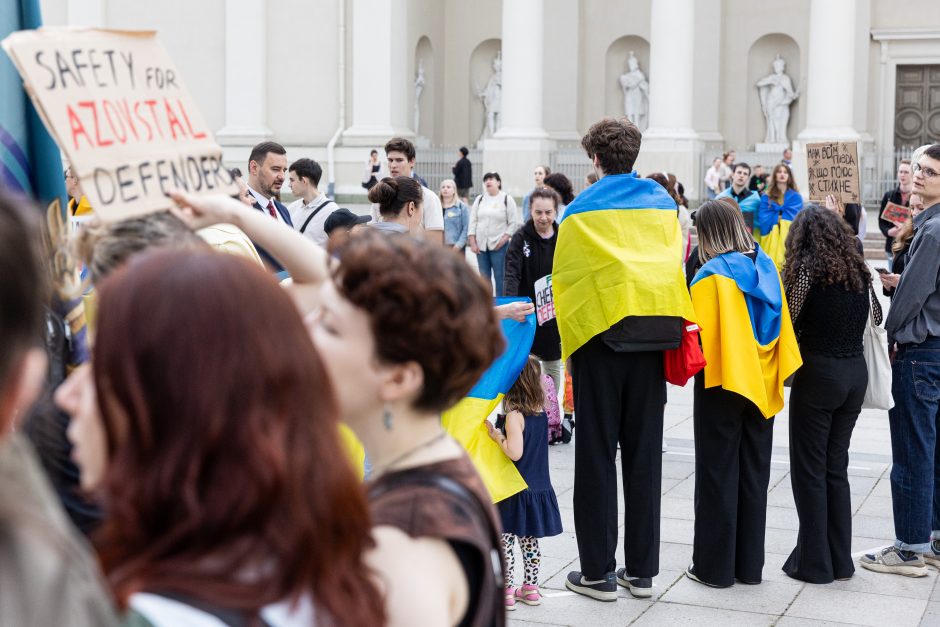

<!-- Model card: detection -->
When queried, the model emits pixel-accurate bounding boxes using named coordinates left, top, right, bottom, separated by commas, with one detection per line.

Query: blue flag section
left=1, top=0, right=66, bottom=210
left=442, top=296, right=537, bottom=503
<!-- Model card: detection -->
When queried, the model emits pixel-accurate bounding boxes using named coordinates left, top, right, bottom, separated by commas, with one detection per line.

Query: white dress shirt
left=247, top=186, right=288, bottom=225
left=288, top=193, right=337, bottom=247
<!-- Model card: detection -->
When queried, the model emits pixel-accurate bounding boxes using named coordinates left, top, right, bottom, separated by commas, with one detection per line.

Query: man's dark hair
left=0, top=191, right=45, bottom=387
left=581, top=117, right=642, bottom=175
left=289, top=158, right=323, bottom=187
left=248, top=141, right=287, bottom=167
left=459, top=146, right=469, bottom=157
left=384, top=137, right=416, bottom=161
left=733, top=162, right=751, bottom=176
left=924, top=144, right=940, bottom=162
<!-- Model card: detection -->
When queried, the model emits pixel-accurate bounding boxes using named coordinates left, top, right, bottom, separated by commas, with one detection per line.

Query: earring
left=383, top=406, right=393, bottom=431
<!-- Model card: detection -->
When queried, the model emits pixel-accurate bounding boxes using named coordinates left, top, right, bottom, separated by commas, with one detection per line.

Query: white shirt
left=371, top=185, right=444, bottom=232
left=288, top=192, right=337, bottom=247
left=129, top=592, right=315, bottom=627
left=468, top=191, right=521, bottom=250
left=247, top=186, right=288, bottom=225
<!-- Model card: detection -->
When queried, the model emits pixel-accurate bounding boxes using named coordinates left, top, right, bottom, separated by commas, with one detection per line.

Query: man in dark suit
left=245, top=141, right=292, bottom=272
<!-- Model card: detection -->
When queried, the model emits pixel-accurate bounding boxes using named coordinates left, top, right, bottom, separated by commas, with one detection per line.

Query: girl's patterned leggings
left=501, top=533, right=541, bottom=587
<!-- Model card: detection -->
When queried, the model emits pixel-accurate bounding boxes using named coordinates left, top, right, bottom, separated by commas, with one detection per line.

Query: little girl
left=487, top=355, right=563, bottom=611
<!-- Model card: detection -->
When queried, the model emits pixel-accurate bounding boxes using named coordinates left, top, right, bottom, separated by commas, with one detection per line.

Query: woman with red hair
left=56, top=248, right=382, bottom=627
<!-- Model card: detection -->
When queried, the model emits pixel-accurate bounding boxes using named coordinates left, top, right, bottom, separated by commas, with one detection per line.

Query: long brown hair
left=782, top=205, right=871, bottom=293
left=504, top=355, right=544, bottom=416
left=93, top=250, right=383, bottom=626
left=768, top=163, right=798, bottom=204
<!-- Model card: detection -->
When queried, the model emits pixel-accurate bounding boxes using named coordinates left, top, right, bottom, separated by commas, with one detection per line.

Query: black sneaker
left=564, top=571, right=617, bottom=601
left=685, top=564, right=731, bottom=588
left=615, top=567, right=652, bottom=598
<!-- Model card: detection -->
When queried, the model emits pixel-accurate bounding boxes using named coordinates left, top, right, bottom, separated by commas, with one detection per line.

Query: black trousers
left=783, top=352, right=866, bottom=583
left=692, top=374, right=774, bottom=587
left=571, top=335, right=665, bottom=579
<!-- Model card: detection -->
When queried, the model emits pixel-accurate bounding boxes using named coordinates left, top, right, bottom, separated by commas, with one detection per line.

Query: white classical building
left=39, top=0, right=940, bottom=202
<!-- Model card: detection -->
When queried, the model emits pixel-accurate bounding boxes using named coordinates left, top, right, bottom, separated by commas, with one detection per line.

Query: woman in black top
left=781, top=206, right=883, bottom=584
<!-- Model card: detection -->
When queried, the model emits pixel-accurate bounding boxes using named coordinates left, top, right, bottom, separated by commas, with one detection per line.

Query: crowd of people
left=2, top=110, right=940, bottom=626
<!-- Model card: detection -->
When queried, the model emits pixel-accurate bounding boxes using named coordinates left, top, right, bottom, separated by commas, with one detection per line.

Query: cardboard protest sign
left=534, top=274, right=555, bottom=326
left=1, top=28, right=236, bottom=221
left=806, top=142, right=860, bottom=204
left=881, top=201, right=911, bottom=226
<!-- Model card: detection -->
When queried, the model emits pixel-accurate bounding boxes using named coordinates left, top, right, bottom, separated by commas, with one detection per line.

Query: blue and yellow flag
left=689, top=247, right=801, bottom=418
left=442, top=297, right=536, bottom=503
left=553, top=172, right=695, bottom=360
left=756, top=189, right=803, bottom=268
left=1, top=0, right=66, bottom=210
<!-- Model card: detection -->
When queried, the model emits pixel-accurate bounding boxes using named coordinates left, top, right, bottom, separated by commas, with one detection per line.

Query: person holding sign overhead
left=504, top=187, right=562, bottom=393
left=757, top=163, right=803, bottom=267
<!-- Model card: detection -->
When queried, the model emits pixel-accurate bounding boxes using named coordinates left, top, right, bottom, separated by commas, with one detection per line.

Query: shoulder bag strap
left=299, top=199, right=335, bottom=234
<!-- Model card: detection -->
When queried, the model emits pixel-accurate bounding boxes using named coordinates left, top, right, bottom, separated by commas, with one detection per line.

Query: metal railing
left=414, top=146, right=483, bottom=197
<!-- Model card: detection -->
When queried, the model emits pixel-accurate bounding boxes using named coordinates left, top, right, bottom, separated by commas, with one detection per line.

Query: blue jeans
left=476, top=246, right=507, bottom=296
left=889, top=337, right=940, bottom=552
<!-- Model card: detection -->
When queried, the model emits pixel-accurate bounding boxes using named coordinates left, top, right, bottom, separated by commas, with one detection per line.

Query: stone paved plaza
left=508, top=260, right=940, bottom=627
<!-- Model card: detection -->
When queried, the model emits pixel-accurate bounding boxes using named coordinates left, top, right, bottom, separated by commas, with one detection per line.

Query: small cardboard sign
left=1, top=28, right=236, bottom=221
left=806, top=142, right=860, bottom=204
left=881, top=201, right=911, bottom=226
left=534, top=274, right=555, bottom=326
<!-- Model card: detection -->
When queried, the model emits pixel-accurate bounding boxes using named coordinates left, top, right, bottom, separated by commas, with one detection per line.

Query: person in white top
left=704, top=157, right=722, bottom=199
left=468, top=171, right=521, bottom=296
left=370, top=137, right=444, bottom=245
left=287, top=158, right=337, bottom=247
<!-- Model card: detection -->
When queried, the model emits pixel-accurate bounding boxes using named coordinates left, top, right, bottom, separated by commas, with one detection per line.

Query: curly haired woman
left=781, top=205, right=882, bottom=584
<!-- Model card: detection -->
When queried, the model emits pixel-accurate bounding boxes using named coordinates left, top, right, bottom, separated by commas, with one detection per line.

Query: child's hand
left=485, top=420, right=504, bottom=444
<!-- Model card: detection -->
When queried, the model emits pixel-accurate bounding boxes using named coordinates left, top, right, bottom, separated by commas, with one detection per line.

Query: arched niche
left=747, top=34, right=801, bottom=148
left=413, top=36, right=434, bottom=140
left=469, top=38, right=501, bottom=146
left=605, top=36, right=650, bottom=121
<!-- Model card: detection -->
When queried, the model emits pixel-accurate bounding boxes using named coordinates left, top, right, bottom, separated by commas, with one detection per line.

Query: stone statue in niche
left=476, top=52, right=501, bottom=143
left=619, top=51, right=649, bottom=131
left=756, top=55, right=799, bottom=145
left=413, top=60, right=425, bottom=135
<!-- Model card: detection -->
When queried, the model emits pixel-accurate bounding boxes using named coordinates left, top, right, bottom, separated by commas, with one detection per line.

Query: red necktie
left=266, top=199, right=277, bottom=219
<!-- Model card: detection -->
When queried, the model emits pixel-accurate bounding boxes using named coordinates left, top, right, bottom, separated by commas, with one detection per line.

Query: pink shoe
left=514, top=584, right=542, bottom=606
left=504, top=587, right=516, bottom=611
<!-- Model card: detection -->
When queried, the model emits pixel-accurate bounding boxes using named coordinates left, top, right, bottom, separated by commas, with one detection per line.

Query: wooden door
left=895, top=64, right=940, bottom=149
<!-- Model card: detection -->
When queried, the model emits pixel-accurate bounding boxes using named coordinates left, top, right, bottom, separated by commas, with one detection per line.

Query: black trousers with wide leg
left=692, top=374, right=774, bottom=587
left=571, top=335, right=666, bottom=579
left=783, top=352, right=866, bottom=583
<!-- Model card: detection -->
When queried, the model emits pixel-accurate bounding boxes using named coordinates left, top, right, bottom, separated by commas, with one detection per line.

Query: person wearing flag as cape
left=554, top=117, right=696, bottom=601
left=685, top=198, right=801, bottom=588
left=757, top=163, right=804, bottom=267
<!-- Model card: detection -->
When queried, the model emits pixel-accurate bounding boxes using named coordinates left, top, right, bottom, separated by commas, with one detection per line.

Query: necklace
left=371, top=430, right=449, bottom=477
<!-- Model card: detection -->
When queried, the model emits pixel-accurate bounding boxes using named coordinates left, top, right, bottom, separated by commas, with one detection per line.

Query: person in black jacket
left=504, top=187, right=562, bottom=392
left=878, top=159, right=913, bottom=270
left=452, top=146, right=473, bottom=203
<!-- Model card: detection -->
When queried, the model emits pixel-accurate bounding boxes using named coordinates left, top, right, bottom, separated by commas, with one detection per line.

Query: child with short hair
left=487, top=355, right=563, bottom=611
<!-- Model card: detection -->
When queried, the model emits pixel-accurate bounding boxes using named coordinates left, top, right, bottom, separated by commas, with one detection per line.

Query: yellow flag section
left=442, top=298, right=536, bottom=503
left=340, top=424, right=366, bottom=480
left=756, top=189, right=804, bottom=268
left=689, top=248, right=802, bottom=418
left=553, top=173, right=695, bottom=361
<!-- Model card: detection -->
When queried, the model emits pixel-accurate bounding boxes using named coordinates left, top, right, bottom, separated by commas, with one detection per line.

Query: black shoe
left=615, top=568, right=652, bottom=598
left=564, top=571, right=617, bottom=601
left=685, top=564, right=731, bottom=588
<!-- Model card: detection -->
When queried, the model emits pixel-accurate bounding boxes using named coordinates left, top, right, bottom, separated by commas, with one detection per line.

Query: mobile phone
left=876, top=268, right=889, bottom=274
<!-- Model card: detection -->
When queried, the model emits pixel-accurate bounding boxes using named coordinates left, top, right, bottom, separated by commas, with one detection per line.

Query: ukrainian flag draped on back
left=757, top=190, right=803, bottom=268
left=442, top=297, right=535, bottom=503
left=0, top=0, right=66, bottom=210
left=553, top=172, right=695, bottom=360
left=689, top=248, right=801, bottom=418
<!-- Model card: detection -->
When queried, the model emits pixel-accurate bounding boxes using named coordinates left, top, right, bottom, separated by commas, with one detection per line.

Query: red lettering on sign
left=66, top=103, right=94, bottom=150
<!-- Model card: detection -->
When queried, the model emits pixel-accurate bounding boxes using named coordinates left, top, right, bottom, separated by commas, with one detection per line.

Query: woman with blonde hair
left=686, top=197, right=801, bottom=588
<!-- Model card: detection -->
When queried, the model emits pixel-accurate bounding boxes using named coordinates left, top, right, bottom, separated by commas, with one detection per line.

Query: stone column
left=341, top=0, right=400, bottom=146
left=216, top=0, right=272, bottom=146
left=639, top=0, right=715, bottom=200
left=483, top=0, right=552, bottom=199
left=793, top=0, right=861, bottom=191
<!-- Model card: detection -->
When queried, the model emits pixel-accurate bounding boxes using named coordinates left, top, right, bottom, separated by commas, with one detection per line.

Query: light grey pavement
left=507, top=259, right=940, bottom=627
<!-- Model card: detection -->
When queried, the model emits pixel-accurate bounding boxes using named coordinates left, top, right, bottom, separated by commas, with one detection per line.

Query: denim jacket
left=443, top=201, right=470, bottom=248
